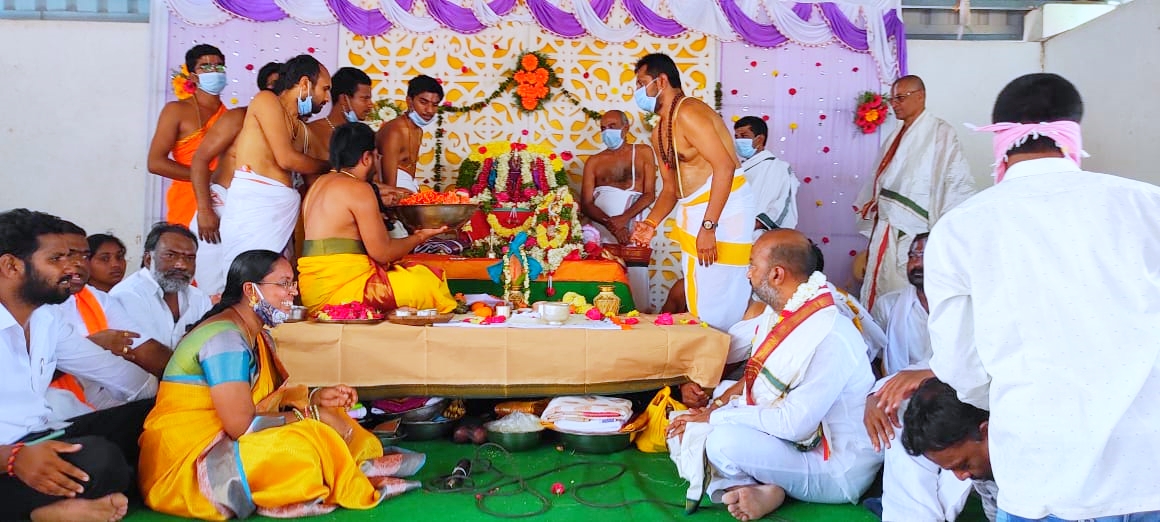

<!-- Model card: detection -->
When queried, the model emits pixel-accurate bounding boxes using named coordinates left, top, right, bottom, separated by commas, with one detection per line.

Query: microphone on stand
left=446, top=458, right=472, bottom=489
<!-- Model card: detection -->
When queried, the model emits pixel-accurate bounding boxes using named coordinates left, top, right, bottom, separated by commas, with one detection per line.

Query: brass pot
left=592, top=285, right=621, bottom=317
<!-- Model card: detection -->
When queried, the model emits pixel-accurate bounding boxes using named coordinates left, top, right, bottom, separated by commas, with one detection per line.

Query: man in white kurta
left=667, top=230, right=880, bottom=520
left=864, top=233, right=974, bottom=522
left=734, top=116, right=799, bottom=237
left=854, top=75, right=977, bottom=313
left=926, top=73, right=1160, bottom=520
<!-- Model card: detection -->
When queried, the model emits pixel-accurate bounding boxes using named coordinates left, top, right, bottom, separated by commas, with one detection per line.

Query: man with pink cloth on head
left=853, top=75, right=979, bottom=314
left=926, top=73, right=1160, bottom=521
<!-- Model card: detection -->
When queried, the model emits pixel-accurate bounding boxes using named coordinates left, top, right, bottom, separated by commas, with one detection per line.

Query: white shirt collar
left=1001, top=157, right=1081, bottom=182
left=0, top=302, right=19, bottom=332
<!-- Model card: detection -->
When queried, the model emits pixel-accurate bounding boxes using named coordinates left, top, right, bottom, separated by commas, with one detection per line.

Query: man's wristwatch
left=701, top=219, right=718, bottom=231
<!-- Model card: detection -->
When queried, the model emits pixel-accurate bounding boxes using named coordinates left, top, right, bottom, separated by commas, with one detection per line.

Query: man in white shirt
left=111, top=222, right=211, bottom=352
left=853, top=75, right=978, bottom=313
left=0, top=209, right=156, bottom=522
left=667, top=230, right=881, bottom=520
left=926, top=73, right=1160, bottom=520
left=901, top=378, right=999, bottom=522
left=49, top=224, right=169, bottom=412
left=734, top=116, right=799, bottom=236
left=862, top=232, right=975, bottom=522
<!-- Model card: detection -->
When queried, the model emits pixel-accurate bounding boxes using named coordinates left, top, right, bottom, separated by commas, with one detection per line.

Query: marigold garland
left=486, top=213, right=536, bottom=238
left=171, top=65, right=196, bottom=100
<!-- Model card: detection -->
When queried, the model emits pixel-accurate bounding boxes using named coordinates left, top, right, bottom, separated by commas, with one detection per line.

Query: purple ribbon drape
left=624, top=0, right=684, bottom=37
left=426, top=0, right=518, bottom=34
left=323, top=0, right=399, bottom=37
left=212, top=0, right=286, bottom=22
left=792, top=2, right=813, bottom=21
left=884, top=9, right=907, bottom=75
left=719, top=0, right=790, bottom=47
left=526, top=0, right=614, bottom=38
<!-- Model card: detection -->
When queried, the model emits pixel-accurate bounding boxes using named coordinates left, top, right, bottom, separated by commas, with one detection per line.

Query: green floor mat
left=124, top=438, right=887, bottom=521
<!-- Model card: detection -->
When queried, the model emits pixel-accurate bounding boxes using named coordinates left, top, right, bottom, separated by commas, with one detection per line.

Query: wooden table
left=272, top=315, right=729, bottom=399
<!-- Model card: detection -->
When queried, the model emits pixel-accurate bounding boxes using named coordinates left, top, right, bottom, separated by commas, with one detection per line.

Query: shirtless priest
left=581, top=110, right=657, bottom=245
left=628, top=53, right=756, bottom=332
left=298, top=122, right=457, bottom=315
left=376, top=75, right=442, bottom=192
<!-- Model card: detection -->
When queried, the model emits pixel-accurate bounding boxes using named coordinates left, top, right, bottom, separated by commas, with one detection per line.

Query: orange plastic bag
left=634, top=387, right=687, bottom=453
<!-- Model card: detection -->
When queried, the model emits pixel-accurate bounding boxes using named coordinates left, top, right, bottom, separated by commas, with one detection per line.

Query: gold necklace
left=337, top=169, right=360, bottom=180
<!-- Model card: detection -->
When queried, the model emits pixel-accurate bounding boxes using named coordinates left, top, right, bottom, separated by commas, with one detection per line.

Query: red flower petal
left=245, top=64, right=254, bottom=71
left=822, top=146, right=830, bottom=153
left=750, top=61, right=757, bottom=67
left=815, top=62, right=822, bottom=67
left=521, top=129, right=529, bottom=135
left=561, top=151, right=573, bottom=161
left=761, top=115, right=769, bottom=121
left=307, top=47, right=315, bottom=53
left=478, top=146, right=487, bottom=153
left=821, top=237, right=830, bottom=244
left=852, top=67, right=859, bottom=72
left=583, top=72, right=589, bottom=79
left=849, top=250, right=858, bottom=256
left=549, top=154, right=557, bottom=160
left=493, top=44, right=500, bottom=50
left=788, top=88, right=797, bottom=95
left=819, top=114, right=827, bottom=120
left=461, top=66, right=469, bottom=73
left=730, top=89, right=738, bottom=95
left=436, top=78, right=443, bottom=84
left=803, top=177, right=812, bottom=183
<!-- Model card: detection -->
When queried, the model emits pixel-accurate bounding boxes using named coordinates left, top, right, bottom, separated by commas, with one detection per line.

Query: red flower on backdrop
left=854, top=91, right=889, bottom=134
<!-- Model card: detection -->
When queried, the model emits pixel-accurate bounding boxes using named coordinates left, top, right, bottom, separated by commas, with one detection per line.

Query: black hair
left=257, top=61, right=282, bottom=91
left=734, top=116, right=768, bottom=139
left=88, top=234, right=126, bottom=254
left=193, top=250, right=283, bottom=328
left=0, top=209, right=75, bottom=262
left=329, top=122, right=377, bottom=170
left=992, top=73, right=1084, bottom=155
left=902, top=378, right=990, bottom=456
left=60, top=220, right=86, bottom=237
left=184, top=44, right=225, bottom=72
left=767, top=237, right=818, bottom=279
left=810, top=240, right=824, bottom=273
left=634, top=53, right=681, bottom=89
left=274, top=54, right=324, bottom=95
left=143, top=222, right=198, bottom=254
left=407, top=74, right=444, bottom=101
left=332, top=67, right=372, bottom=100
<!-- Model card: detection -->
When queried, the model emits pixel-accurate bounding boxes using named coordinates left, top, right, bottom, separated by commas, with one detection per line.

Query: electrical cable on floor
left=421, top=443, right=792, bottom=521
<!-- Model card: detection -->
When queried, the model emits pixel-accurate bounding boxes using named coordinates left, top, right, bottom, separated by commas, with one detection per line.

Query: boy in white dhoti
left=629, top=53, right=755, bottom=332
left=218, top=55, right=331, bottom=276
left=854, top=76, right=978, bottom=313
left=733, top=116, right=799, bottom=237
left=667, top=230, right=881, bottom=520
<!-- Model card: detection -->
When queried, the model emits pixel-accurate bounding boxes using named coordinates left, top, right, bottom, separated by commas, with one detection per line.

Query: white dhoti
left=880, top=396, right=973, bottom=522
left=673, top=173, right=755, bottom=331
left=218, top=169, right=300, bottom=278
left=593, top=183, right=648, bottom=310
left=189, top=183, right=229, bottom=296
left=395, top=168, right=420, bottom=193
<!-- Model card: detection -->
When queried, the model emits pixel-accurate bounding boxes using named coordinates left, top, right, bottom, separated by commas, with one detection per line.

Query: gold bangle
left=712, top=399, right=725, bottom=408
left=292, top=408, right=305, bottom=421
left=308, top=387, right=321, bottom=405
left=642, top=218, right=658, bottom=229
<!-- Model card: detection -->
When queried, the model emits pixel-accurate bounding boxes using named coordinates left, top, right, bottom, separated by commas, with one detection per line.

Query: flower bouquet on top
left=854, top=91, right=889, bottom=134
left=364, top=99, right=406, bottom=132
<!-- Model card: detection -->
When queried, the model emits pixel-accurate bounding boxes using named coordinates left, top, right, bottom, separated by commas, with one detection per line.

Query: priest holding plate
left=297, top=122, right=459, bottom=316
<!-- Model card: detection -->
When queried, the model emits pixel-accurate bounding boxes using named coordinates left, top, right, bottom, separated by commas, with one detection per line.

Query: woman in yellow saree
left=139, top=250, right=425, bottom=519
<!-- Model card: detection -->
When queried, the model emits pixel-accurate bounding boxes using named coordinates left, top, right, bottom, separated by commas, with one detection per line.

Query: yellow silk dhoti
left=297, top=238, right=457, bottom=315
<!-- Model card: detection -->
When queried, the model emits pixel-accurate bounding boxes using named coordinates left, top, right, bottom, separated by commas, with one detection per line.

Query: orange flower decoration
left=511, top=51, right=556, bottom=114
left=521, top=53, right=539, bottom=72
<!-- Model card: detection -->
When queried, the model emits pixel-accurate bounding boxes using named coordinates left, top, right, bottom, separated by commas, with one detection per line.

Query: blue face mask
left=252, top=286, right=288, bottom=328
left=198, top=72, right=227, bottom=96
left=602, top=129, right=624, bottom=150
left=633, top=79, right=658, bottom=114
left=297, top=84, right=313, bottom=117
left=408, top=110, right=432, bottom=127
left=734, top=138, right=757, bottom=160
left=343, top=100, right=360, bottom=123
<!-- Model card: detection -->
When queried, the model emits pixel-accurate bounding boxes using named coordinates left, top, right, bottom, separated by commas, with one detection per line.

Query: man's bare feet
left=721, top=484, right=786, bottom=521
left=30, top=493, right=129, bottom=522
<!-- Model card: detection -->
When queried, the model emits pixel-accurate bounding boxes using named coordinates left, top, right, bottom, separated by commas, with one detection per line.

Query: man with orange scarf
left=48, top=223, right=166, bottom=414
left=148, top=44, right=229, bottom=228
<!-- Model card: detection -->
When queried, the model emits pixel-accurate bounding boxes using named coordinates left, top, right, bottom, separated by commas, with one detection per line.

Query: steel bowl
left=486, top=429, right=542, bottom=452
left=396, top=399, right=447, bottom=423
left=389, top=204, right=478, bottom=232
left=401, top=418, right=455, bottom=441
left=555, top=431, right=632, bottom=454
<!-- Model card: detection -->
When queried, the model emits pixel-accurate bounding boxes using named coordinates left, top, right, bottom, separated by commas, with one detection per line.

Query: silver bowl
left=389, top=204, right=478, bottom=232
left=395, top=399, right=447, bottom=422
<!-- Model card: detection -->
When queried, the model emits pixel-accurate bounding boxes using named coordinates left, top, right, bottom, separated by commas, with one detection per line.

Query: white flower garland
left=781, top=271, right=829, bottom=315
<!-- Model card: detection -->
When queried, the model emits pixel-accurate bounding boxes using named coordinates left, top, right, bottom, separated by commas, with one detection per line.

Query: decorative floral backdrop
left=720, top=41, right=880, bottom=290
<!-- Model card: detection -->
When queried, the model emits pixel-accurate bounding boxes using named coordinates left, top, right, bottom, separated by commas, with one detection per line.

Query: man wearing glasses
left=147, top=44, right=230, bottom=231
left=853, top=75, right=977, bottom=314
left=110, top=223, right=211, bottom=362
